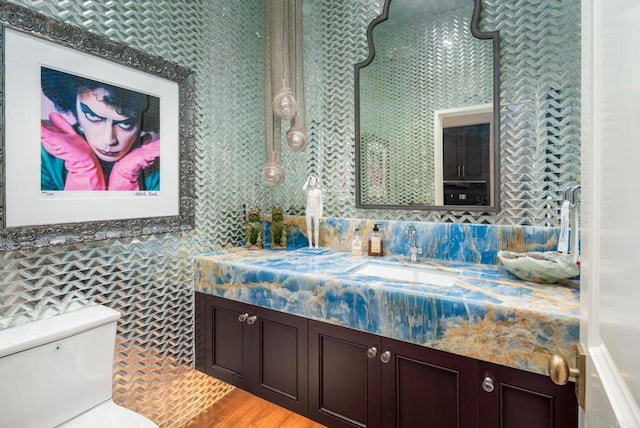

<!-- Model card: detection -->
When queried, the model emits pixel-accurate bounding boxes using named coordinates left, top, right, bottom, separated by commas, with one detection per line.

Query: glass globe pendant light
left=263, top=0, right=284, bottom=185
left=286, top=126, right=307, bottom=152
left=272, top=0, right=296, bottom=121
left=262, top=158, right=285, bottom=185
left=285, top=0, right=307, bottom=152
left=263, top=116, right=285, bottom=185
left=261, top=0, right=307, bottom=185
left=272, top=83, right=297, bottom=120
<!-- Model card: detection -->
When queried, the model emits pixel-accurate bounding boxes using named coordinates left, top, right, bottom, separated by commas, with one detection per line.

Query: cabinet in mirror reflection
left=436, top=105, right=493, bottom=206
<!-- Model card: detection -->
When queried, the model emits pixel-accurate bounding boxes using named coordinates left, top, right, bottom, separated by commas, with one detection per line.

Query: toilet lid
left=57, top=400, right=158, bottom=428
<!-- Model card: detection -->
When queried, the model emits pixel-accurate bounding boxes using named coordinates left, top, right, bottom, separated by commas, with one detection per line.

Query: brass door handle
left=548, top=343, right=586, bottom=409
left=548, top=354, right=579, bottom=385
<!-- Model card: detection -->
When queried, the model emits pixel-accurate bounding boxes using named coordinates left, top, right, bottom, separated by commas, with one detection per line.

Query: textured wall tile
left=0, top=0, right=581, bottom=425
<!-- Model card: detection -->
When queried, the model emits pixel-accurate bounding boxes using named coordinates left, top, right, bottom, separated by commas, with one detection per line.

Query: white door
left=580, top=0, right=640, bottom=426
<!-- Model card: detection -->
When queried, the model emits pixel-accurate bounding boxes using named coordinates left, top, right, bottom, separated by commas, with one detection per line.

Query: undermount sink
left=352, top=262, right=459, bottom=287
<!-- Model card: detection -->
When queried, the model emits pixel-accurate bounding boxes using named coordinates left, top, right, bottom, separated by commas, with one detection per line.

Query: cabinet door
left=308, top=320, right=382, bottom=428
left=442, top=124, right=489, bottom=181
left=459, top=123, right=489, bottom=180
left=380, top=338, right=479, bottom=428
left=442, top=128, right=462, bottom=181
left=198, top=294, right=252, bottom=390
left=478, top=362, right=578, bottom=428
left=195, top=294, right=309, bottom=416
left=250, top=305, right=308, bottom=416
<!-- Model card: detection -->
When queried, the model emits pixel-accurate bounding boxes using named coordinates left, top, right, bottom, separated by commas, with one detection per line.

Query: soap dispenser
left=368, top=224, right=384, bottom=257
left=352, top=229, right=363, bottom=256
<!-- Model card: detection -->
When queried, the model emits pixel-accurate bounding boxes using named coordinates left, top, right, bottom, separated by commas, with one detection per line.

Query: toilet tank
left=0, top=305, right=121, bottom=428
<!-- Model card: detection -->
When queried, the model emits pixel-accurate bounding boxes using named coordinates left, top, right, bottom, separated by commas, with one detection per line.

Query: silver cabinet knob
left=380, top=350, right=391, bottom=363
left=482, top=376, right=494, bottom=393
left=246, top=315, right=258, bottom=325
left=238, top=313, right=249, bottom=322
left=367, top=347, right=378, bottom=359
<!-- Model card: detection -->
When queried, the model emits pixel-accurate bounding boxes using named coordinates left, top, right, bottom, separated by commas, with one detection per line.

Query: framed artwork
left=0, top=2, right=196, bottom=250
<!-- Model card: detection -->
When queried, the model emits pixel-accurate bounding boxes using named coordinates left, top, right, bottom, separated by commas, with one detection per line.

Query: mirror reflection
left=355, top=0, right=499, bottom=210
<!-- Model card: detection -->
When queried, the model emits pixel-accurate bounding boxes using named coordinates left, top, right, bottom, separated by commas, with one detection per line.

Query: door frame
left=579, top=0, right=640, bottom=425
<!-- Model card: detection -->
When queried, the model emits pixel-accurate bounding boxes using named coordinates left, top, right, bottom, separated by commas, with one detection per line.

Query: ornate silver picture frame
left=0, top=2, right=196, bottom=250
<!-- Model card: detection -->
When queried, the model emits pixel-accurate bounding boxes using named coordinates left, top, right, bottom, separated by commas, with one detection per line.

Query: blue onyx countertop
left=195, top=247, right=579, bottom=375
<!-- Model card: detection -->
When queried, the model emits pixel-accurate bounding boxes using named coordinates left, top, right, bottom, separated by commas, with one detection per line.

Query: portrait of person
left=40, top=67, right=161, bottom=191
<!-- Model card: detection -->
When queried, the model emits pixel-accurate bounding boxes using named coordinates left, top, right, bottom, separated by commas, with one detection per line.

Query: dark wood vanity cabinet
left=308, top=320, right=382, bottom=428
left=195, top=293, right=308, bottom=416
left=196, top=293, right=577, bottom=428
left=308, top=320, right=478, bottom=428
left=478, top=362, right=578, bottom=428
left=381, top=337, right=479, bottom=428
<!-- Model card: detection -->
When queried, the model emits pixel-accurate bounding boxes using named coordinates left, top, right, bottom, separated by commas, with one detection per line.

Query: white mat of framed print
left=4, top=27, right=180, bottom=228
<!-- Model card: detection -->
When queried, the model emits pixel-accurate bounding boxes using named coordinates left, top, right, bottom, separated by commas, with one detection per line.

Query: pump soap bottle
left=368, top=224, right=384, bottom=257
left=352, top=229, right=363, bottom=256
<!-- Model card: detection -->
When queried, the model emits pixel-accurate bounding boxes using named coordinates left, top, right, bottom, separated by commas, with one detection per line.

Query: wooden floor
left=184, top=388, right=326, bottom=428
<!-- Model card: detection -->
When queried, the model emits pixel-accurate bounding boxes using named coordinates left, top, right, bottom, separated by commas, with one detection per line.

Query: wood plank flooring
left=184, top=388, right=326, bottom=428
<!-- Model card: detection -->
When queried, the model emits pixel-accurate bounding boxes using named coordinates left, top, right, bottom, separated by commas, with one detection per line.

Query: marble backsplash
left=259, top=216, right=562, bottom=265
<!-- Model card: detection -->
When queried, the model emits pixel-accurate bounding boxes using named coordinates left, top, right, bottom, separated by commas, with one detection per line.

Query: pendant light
left=263, top=0, right=307, bottom=184
left=286, top=0, right=308, bottom=152
left=272, top=0, right=297, bottom=120
left=262, top=0, right=284, bottom=184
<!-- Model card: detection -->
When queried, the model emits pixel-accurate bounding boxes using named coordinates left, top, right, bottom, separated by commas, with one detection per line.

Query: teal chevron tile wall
left=0, top=1, right=264, bottom=426
left=0, top=0, right=580, bottom=426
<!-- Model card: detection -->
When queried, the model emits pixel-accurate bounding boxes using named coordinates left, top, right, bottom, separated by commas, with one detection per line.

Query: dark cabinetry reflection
left=443, top=123, right=490, bottom=205
left=444, top=182, right=489, bottom=206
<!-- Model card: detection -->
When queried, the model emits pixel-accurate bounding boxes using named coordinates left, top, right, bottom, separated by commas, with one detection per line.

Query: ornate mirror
left=355, top=0, right=500, bottom=211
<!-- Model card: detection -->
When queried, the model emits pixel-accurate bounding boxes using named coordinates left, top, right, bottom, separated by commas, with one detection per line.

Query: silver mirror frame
left=0, top=2, right=196, bottom=250
left=354, top=0, right=501, bottom=212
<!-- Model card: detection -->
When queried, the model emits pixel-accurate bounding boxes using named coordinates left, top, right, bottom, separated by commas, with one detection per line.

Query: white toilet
left=0, top=305, right=158, bottom=428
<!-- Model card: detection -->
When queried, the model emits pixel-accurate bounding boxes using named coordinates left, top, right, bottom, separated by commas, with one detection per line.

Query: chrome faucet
left=403, top=226, right=420, bottom=262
